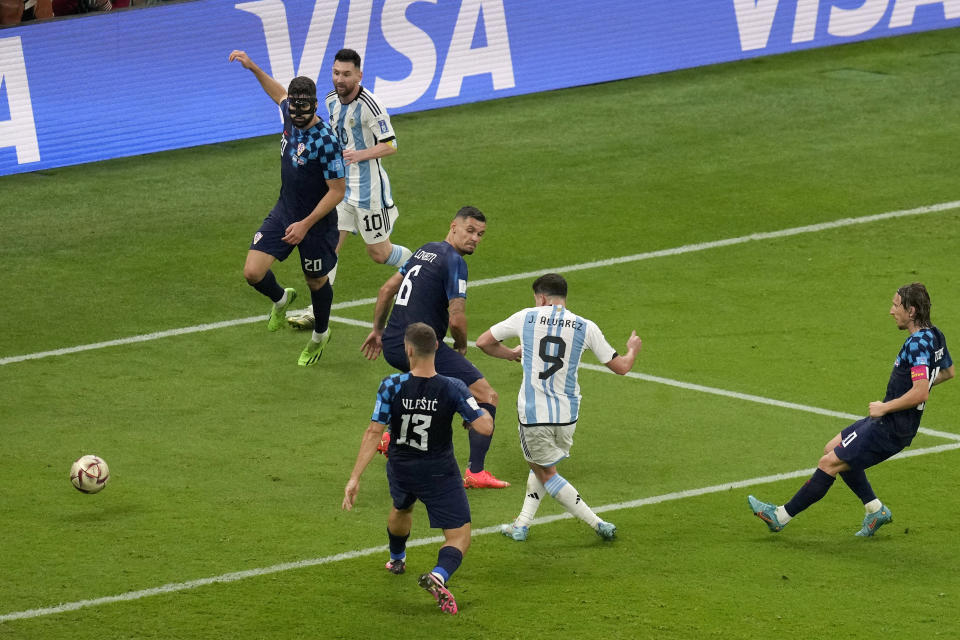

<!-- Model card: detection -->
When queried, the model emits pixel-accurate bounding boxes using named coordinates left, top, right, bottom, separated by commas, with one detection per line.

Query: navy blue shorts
left=386, top=454, right=471, bottom=529
left=250, top=206, right=339, bottom=277
left=834, top=417, right=909, bottom=471
left=382, top=339, right=484, bottom=387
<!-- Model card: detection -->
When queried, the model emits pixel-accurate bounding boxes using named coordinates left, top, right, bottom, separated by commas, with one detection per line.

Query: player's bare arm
left=342, top=420, right=387, bottom=510
left=448, top=297, right=468, bottom=354
left=343, top=140, right=397, bottom=166
left=228, top=50, right=287, bottom=105
left=467, top=412, right=494, bottom=437
left=475, top=330, right=521, bottom=362
left=931, top=364, right=955, bottom=387
left=361, top=272, right=404, bottom=359
left=282, top=178, right=345, bottom=245
left=869, top=375, right=935, bottom=418
left=605, top=330, right=643, bottom=375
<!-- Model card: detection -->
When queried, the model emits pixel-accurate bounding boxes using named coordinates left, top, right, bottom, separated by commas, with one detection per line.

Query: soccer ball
left=70, top=454, right=110, bottom=494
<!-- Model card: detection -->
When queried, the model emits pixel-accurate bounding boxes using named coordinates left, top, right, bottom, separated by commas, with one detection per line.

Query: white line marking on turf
left=0, top=315, right=358, bottom=366
left=3, top=199, right=959, bottom=367
left=3, top=439, right=958, bottom=623
left=580, top=363, right=960, bottom=442
left=2, top=200, right=958, bottom=621
left=470, top=199, right=960, bottom=287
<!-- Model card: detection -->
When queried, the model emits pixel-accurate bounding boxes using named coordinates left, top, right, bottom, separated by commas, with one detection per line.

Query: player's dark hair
left=533, top=273, right=567, bottom=299
left=405, top=322, right=438, bottom=356
left=334, top=48, right=362, bottom=69
left=897, top=282, right=932, bottom=328
left=454, top=206, right=485, bottom=223
left=287, top=76, right=317, bottom=100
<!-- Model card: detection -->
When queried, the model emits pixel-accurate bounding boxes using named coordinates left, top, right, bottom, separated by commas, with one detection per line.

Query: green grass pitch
left=2, top=28, right=960, bottom=639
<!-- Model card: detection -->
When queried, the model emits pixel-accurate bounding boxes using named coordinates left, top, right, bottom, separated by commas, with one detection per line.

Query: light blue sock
left=544, top=474, right=600, bottom=528
left=385, top=244, right=412, bottom=267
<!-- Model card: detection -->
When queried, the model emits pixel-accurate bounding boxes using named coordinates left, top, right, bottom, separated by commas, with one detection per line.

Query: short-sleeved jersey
left=276, top=99, right=345, bottom=225
left=489, top=305, right=617, bottom=426
left=382, top=241, right=468, bottom=346
left=884, top=325, right=952, bottom=437
left=325, top=86, right=395, bottom=211
left=371, top=372, right=485, bottom=459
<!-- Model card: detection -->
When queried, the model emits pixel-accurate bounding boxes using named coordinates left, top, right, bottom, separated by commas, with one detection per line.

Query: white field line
left=3, top=200, right=959, bottom=621
left=3, top=199, right=959, bottom=368
left=581, top=364, right=960, bottom=442
left=3, top=438, right=959, bottom=623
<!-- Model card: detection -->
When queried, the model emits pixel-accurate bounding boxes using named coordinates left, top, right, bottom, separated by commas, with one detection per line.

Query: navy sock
left=310, top=281, right=333, bottom=333
left=468, top=403, right=496, bottom=473
left=387, top=526, right=408, bottom=560
left=784, top=468, right=836, bottom=517
left=433, top=545, right=463, bottom=583
left=840, top=469, right=877, bottom=505
left=252, top=270, right=284, bottom=303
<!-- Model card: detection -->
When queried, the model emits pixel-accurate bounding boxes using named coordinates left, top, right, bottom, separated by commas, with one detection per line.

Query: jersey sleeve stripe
left=357, top=88, right=383, bottom=116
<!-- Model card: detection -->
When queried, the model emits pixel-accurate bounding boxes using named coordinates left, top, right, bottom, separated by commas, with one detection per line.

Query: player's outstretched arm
left=342, top=421, right=387, bottom=510
left=448, top=298, right=468, bottom=354
left=361, top=272, right=403, bottom=360
left=605, top=330, right=642, bottom=375
left=476, top=329, right=521, bottom=362
left=228, top=50, right=287, bottom=105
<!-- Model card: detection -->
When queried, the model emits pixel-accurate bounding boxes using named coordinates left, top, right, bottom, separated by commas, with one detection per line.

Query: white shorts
left=337, top=201, right=399, bottom=244
left=518, top=423, right=576, bottom=467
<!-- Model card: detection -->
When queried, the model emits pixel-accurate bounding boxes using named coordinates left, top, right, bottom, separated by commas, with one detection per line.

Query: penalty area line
left=3, top=440, right=959, bottom=623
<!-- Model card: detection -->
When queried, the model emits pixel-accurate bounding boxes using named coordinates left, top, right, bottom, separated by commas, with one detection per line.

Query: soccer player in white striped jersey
left=476, top=273, right=642, bottom=541
left=288, top=48, right=412, bottom=329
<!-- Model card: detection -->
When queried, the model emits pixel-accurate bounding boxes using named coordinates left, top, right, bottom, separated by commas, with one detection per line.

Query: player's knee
left=822, top=434, right=841, bottom=456
left=304, top=274, right=329, bottom=291
left=444, top=526, right=471, bottom=553
left=243, top=266, right=263, bottom=286
left=817, top=452, right=843, bottom=475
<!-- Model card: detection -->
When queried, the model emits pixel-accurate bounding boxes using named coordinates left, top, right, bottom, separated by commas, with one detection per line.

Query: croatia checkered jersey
left=884, top=326, right=952, bottom=435
left=489, top=305, right=617, bottom=426
left=325, top=86, right=396, bottom=211
left=278, top=99, right=345, bottom=223
left=371, top=372, right=485, bottom=458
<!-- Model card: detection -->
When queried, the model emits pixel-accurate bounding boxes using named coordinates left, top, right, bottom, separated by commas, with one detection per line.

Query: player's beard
left=336, top=82, right=357, bottom=100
